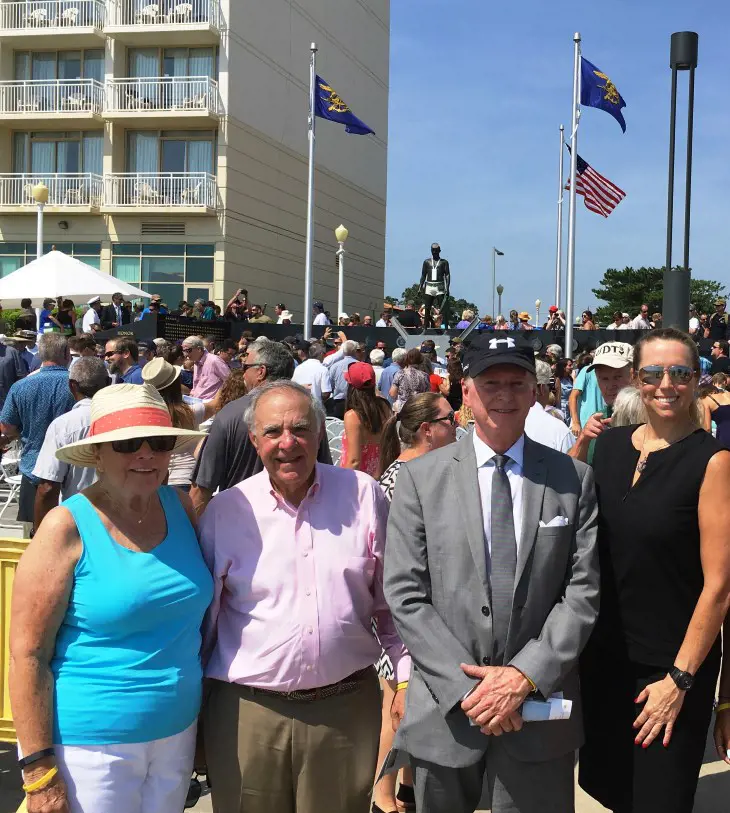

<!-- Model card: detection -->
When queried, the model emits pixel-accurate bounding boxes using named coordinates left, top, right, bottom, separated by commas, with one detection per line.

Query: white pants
left=55, top=721, right=196, bottom=813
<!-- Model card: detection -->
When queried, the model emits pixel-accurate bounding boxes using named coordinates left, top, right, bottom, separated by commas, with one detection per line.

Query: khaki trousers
left=203, top=671, right=380, bottom=813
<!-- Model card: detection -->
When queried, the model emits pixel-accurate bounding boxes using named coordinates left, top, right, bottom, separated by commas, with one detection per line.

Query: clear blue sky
left=384, top=0, right=730, bottom=318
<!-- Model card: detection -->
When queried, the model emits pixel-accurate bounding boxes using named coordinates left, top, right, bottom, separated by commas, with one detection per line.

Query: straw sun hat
left=55, top=383, right=205, bottom=468
left=141, top=356, right=181, bottom=391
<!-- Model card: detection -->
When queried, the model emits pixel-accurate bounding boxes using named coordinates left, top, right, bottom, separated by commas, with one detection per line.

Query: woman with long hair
left=554, top=358, right=574, bottom=424
left=442, top=353, right=464, bottom=412
left=341, top=362, right=391, bottom=477
left=372, top=392, right=456, bottom=813
left=389, top=348, right=430, bottom=413
left=579, top=328, right=730, bottom=813
left=142, top=358, right=219, bottom=489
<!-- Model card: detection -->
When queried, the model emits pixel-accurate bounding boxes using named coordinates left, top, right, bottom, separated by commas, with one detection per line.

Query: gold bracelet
left=716, top=702, right=730, bottom=714
left=22, top=765, right=58, bottom=794
left=396, top=681, right=409, bottom=691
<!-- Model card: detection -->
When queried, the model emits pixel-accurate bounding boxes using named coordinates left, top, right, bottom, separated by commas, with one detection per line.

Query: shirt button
left=305, top=589, right=311, bottom=596
left=307, top=626, right=313, bottom=634
left=481, top=605, right=490, bottom=617
left=482, top=656, right=491, bottom=666
left=302, top=551, right=308, bottom=558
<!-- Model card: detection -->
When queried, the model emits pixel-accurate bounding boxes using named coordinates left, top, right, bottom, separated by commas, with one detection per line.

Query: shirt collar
left=195, top=350, right=209, bottom=368
left=267, top=462, right=322, bottom=511
left=472, top=429, right=525, bottom=470
left=72, top=398, right=92, bottom=411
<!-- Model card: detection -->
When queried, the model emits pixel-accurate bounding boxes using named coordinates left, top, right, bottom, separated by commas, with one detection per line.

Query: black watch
left=669, top=666, right=694, bottom=691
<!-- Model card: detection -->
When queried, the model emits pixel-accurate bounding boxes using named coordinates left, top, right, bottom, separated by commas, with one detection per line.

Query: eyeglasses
left=430, top=411, right=456, bottom=426
left=103, top=351, right=119, bottom=358
left=638, top=365, right=694, bottom=386
left=111, top=436, right=177, bottom=454
left=241, top=362, right=264, bottom=372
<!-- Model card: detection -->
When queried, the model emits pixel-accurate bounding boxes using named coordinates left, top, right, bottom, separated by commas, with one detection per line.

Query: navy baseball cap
left=462, top=334, right=535, bottom=378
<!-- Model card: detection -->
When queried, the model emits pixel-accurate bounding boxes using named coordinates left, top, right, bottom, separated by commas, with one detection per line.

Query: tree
left=384, top=295, right=399, bottom=306
left=591, top=266, right=726, bottom=325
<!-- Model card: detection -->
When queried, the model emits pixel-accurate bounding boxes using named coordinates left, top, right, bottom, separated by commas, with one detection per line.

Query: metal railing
left=105, top=75, right=221, bottom=115
left=0, top=0, right=105, bottom=31
left=0, top=174, right=104, bottom=206
left=0, top=79, right=104, bottom=115
left=107, top=0, right=221, bottom=28
left=104, top=172, right=217, bottom=208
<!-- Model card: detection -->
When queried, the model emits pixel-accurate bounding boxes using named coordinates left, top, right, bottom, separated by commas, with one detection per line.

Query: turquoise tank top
left=51, top=487, right=214, bottom=745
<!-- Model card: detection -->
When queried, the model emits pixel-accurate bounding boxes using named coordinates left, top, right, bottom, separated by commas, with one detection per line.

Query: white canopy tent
left=0, top=251, right=150, bottom=307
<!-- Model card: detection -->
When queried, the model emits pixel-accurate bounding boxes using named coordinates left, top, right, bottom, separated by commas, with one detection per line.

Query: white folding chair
left=0, top=458, right=22, bottom=523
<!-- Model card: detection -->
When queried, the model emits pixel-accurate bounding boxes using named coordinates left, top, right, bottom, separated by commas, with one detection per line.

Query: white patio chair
left=135, top=4, right=159, bottom=24
left=23, top=183, right=36, bottom=203
left=26, top=8, right=48, bottom=26
left=62, top=93, right=87, bottom=111
left=64, top=185, right=85, bottom=204
left=167, top=2, right=193, bottom=22
left=0, top=458, right=22, bottom=523
left=61, top=7, right=79, bottom=25
left=180, top=181, right=202, bottom=205
left=135, top=181, right=161, bottom=204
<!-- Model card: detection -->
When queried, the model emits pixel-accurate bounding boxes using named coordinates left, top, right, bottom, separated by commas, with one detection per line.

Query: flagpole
left=303, top=42, right=318, bottom=340
left=564, top=32, right=581, bottom=360
left=554, top=124, right=565, bottom=309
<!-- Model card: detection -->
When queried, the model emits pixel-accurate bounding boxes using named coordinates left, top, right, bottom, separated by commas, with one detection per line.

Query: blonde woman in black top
left=579, top=328, right=730, bottom=813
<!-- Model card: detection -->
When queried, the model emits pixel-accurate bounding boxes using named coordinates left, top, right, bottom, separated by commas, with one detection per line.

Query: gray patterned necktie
left=490, top=454, right=517, bottom=663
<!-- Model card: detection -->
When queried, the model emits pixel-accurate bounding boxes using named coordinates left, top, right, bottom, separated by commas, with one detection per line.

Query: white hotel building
left=0, top=0, right=389, bottom=317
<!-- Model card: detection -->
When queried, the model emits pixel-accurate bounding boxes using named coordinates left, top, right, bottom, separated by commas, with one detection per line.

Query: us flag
left=565, top=153, right=626, bottom=217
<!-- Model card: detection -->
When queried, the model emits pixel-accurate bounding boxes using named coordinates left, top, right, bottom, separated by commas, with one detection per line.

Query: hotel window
left=112, top=244, right=215, bottom=308
left=0, top=242, right=101, bottom=278
left=12, top=131, right=103, bottom=175
left=126, top=130, right=215, bottom=174
left=14, top=50, right=104, bottom=82
left=128, top=47, right=217, bottom=79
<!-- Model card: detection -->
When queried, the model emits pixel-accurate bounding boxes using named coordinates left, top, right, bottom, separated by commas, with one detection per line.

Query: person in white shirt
left=630, top=304, right=651, bottom=330
left=524, top=360, right=575, bottom=454
left=81, top=296, right=102, bottom=333
left=376, top=311, right=391, bottom=328
left=689, top=305, right=701, bottom=337
left=312, top=301, right=330, bottom=326
left=605, top=311, right=623, bottom=331
left=617, top=313, right=631, bottom=330
left=369, top=348, right=385, bottom=387
left=291, top=341, right=332, bottom=402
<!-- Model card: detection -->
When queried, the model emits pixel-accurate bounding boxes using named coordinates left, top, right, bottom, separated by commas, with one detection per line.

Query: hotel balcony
left=0, top=173, right=103, bottom=212
left=0, top=0, right=106, bottom=46
left=0, top=79, right=105, bottom=126
left=105, top=0, right=221, bottom=44
left=105, top=75, right=221, bottom=125
left=102, top=171, right=217, bottom=214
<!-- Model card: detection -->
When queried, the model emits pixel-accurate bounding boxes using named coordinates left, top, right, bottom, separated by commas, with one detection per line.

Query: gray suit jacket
left=383, top=432, right=599, bottom=768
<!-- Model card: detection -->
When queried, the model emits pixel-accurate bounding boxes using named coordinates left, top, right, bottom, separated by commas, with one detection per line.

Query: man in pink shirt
left=182, top=335, right=229, bottom=400
left=199, top=380, right=410, bottom=813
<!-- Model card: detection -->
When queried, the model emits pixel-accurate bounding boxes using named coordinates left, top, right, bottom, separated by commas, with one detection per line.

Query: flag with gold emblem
left=314, top=75, right=374, bottom=135
left=581, top=57, right=627, bottom=132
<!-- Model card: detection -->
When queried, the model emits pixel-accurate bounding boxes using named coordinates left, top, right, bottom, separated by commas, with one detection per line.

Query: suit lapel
left=516, top=436, right=547, bottom=586
left=452, top=438, right=489, bottom=597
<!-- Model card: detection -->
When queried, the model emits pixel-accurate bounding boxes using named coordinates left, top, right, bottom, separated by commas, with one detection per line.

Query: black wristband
left=18, top=748, right=55, bottom=769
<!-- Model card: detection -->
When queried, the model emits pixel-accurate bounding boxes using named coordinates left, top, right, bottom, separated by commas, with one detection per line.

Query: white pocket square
left=539, top=516, right=570, bottom=528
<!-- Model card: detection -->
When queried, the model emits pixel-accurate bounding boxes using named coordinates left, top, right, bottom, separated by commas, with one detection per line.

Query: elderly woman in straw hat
left=142, top=357, right=220, bottom=491
left=9, top=384, right=213, bottom=813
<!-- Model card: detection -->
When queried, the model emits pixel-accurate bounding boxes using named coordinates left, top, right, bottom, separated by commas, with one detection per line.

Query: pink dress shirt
left=191, top=350, right=230, bottom=400
left=199, top=463, right=411, bottom=690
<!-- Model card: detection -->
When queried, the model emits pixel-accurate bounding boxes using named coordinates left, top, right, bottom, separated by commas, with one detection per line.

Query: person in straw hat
left=9, top=384, right=212, bottom=813
left=142, top=357, right=220, bottom=490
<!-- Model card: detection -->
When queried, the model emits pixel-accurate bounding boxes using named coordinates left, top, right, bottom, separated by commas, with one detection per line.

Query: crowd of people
left=5, top=288, right=730, bottom=813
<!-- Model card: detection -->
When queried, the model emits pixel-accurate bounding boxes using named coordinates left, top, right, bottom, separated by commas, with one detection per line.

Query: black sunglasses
left=430, top=411, right=456, bottom=426
left=111, top=436, right=177, bottom=454
left=638, top=365, right=694, bottom=386
left=103, top=351, right=119, bottom=358
left=241, top=362, right=264, bottom=372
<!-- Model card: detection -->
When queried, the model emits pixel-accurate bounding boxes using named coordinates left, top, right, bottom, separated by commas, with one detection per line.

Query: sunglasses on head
left=111, top=436, right=177, bottom=454
left=638, top=365, right=694, bottom=386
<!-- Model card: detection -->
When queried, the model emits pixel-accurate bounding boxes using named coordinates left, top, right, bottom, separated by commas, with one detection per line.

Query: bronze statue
left=419, top=243, right=450, bottom=329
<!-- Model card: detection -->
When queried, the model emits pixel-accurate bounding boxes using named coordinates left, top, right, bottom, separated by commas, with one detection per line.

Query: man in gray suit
left=384, top=335, right=600, bottom=813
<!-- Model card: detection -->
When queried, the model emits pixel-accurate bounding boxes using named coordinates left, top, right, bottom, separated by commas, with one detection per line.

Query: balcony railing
left=105, top=76, right=221, bottom=115
left=104, top=172, right=217, bottom=208
left=0, top=0, right=106, bottom=31
left=0, top=79, right=104, bottom=115
left=0, top=174, right=103, bottom=207
left=107, top=0, right=221, bottom=28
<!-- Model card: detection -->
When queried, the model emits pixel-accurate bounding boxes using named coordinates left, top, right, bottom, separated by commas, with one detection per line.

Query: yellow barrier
left=0, top=538, right=30, bottom=743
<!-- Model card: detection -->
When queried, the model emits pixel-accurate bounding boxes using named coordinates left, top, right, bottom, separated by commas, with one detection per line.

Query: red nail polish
left=643, top=743, right=649, bottom=749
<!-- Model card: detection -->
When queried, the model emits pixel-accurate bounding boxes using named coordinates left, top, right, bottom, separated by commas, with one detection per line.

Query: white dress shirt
left=473, top=430, right=524, bottom=575
left=525, top=403, right=575, bottom=454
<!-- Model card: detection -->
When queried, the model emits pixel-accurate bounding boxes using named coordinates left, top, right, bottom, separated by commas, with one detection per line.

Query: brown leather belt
left=242, top=667, right=371, bottom=702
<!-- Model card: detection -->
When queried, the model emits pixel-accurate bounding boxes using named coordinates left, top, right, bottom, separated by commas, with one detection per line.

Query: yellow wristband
left=716, top=702, right=730, bottom=713
left=22, top=765, right=58, bottom=794
left=513, top=667, right=536, bottom=692
left=396, top=681, right=409, bottom=691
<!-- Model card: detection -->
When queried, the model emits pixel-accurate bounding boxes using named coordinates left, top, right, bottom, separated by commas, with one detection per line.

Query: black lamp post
left=663, top=32, right=699, bottom=331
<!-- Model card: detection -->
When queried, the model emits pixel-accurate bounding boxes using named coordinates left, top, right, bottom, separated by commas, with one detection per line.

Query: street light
left=535, top=298, right=541, bottom=327
left=335, top=223, right=349, bottom=320
left=491, top=247, right=504, bottom=317
left=496, top=284, right=504, bottom=317
left=663, top=32, right=699, bottom=330
left=32, top=182, right=48, bottom=259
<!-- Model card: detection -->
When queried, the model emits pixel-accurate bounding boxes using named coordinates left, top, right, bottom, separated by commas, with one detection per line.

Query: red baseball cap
left=344, top=361, right=375, bottom=390
left=549, top=305, right=558, bottom=313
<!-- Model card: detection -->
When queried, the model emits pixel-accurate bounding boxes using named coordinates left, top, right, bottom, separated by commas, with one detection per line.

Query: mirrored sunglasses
left=638, top=365, right=694, bottom=386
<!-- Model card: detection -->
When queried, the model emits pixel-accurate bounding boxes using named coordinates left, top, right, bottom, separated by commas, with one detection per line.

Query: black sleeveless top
left=592, top=425, right=722, bottom=668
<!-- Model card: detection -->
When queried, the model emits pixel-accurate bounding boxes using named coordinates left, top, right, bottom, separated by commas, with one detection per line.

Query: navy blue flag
left=314, top=75, right=374, bottom=135
left=581, top=57, right=627, bottom=133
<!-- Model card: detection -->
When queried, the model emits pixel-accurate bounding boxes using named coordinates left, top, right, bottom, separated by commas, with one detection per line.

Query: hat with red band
left=55, top=384, right=205, bottom=468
